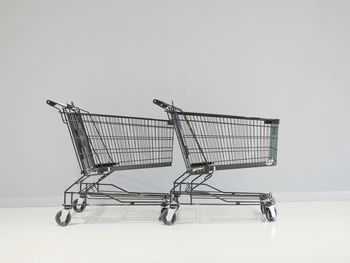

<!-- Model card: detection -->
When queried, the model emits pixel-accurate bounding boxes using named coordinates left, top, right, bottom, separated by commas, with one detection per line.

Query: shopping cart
left=154, top=99, right=279, bottom=225
left=47, top=100, right=174, bottom=226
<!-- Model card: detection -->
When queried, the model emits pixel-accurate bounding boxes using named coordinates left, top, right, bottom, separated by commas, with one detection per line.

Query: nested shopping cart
left=154, top=99, right=280, bottom=225
left=47, top=100, right=174, bottom=226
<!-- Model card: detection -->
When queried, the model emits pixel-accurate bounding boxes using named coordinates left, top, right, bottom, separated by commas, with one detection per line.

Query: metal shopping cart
left=154, top=99, right=280, bottom=225
left=47, top=100, right=174, bottom=226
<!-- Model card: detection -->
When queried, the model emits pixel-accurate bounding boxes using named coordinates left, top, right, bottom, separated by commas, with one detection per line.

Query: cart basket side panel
left=66, top=112, right=174, bottom=172
left=170, top=111, right=279, bottom=171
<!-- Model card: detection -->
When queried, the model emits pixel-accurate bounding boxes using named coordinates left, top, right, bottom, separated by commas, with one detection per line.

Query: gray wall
left=1, top=0, right=350, bottom=199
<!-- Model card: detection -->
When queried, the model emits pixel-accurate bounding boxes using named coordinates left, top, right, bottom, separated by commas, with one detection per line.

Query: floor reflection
left=75, top=205, right=266, bottom=224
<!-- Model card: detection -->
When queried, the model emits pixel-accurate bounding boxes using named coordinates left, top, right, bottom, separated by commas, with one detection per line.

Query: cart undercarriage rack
left=153, top=99, right=279, bottom=225
left=47, top=100, right=174, bottom=226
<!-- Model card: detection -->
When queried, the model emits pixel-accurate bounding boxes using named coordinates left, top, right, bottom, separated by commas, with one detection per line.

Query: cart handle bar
left=46, top=99, right=77, bottom=111
left=153, top=99, right=171, bottom=109
left=153, top=99, right=182, bottom=112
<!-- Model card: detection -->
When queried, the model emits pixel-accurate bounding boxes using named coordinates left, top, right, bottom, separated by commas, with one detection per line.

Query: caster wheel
left=266, top=206, right=277, bottom=222
left=55, top=210, right=71, bottom=226
left=159, top=207, right=167, bottom=221
left=260, top=205, right=267, bottom=214
left=72, top=198, right=87, bottom=213
left=160, top=208, right=176, bottom=225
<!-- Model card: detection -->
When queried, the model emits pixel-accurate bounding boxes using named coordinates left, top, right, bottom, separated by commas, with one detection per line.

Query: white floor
left=1, top=202, right=350, bottom=263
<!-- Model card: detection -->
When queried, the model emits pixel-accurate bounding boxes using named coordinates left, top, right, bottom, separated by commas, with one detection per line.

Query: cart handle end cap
left=153, top=99, right=169, bottom=109
left=46, top=100, right=57, bottom=107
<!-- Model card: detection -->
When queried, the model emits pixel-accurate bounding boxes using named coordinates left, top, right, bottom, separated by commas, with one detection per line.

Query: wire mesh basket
left=65, top=111, right=174, bottom=173
left=168, top=111, right=279, bottom=171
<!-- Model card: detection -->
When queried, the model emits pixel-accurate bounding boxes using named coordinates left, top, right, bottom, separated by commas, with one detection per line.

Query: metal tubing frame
left=169, top=170, right=275, bottom=207
left=154, top=99, right=278, bottom=209
left=47, top=100, right=173, bottom=210
left=62, top=171, right=170, bottom=209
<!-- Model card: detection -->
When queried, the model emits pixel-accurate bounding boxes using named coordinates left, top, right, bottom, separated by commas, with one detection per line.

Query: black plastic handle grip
left=153, top=99, right=170, bottom=109
left=46, top=100, right=57, bottom=107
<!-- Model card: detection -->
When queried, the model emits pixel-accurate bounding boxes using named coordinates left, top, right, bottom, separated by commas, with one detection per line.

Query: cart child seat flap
left=66, top=112, right=97, bottom=170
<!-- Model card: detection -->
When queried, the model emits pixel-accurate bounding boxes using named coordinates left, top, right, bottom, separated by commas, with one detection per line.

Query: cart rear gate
left=47, top=100, right=174, bottom=226
left=153, top=99, right=280, bottom=225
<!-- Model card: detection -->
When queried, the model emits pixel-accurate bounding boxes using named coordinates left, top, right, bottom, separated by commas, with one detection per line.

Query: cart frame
left=47, top=100, right=174, bottom=226
left=153, top=99, right=279, bottom=224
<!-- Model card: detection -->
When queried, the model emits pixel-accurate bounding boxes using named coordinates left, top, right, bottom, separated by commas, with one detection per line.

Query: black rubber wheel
left=160, top=208, right=176, bottom=225
left=266, top=207, right=277, bottom=222
left=260, top=205, right=267, bottom=214
left=72, top=198, right=87, bottom=213
left=159, top=207, right=167, bottom=221
left=55, top=210, right=71, bottom=226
